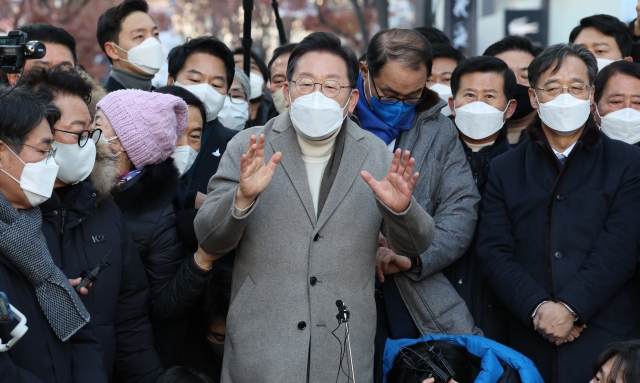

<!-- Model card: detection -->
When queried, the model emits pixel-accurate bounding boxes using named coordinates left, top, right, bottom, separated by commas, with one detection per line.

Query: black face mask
left=509, top=84, right=535, bottom=120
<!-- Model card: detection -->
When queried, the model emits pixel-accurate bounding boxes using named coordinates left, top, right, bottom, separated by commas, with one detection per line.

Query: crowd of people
left=2, top=0, right=640, bottom=382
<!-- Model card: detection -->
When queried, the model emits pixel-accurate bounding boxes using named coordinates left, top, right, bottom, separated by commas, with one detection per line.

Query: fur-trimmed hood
left=111, top=158, right=180, bottom=216
left=89, top=138, right=120, bottom=204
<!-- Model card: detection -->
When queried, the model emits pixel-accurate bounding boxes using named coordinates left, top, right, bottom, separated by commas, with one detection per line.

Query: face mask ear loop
left=0, top=145, right=25, bottom=184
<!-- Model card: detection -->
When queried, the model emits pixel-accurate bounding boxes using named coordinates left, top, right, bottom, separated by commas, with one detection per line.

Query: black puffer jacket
left=111, top=158, right=212, bottom=366
left=443, top=126, right=512, bottom=345
left=40, top=140, right=163, bottom=382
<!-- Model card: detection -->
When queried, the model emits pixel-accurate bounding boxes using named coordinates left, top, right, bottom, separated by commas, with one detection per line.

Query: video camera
left=0, top=31, right=46, bottom=74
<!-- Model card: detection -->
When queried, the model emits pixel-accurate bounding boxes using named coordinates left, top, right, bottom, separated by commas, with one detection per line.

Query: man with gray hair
left=477, top=43, right=640, bottom=383
left=218, top=67, right=251, bottom=131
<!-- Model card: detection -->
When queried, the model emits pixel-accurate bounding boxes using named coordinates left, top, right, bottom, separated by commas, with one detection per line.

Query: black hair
left=17, top=64, right=93, bottom=105
left=483, top=35, right=543, bottom=58
left=387, top=340, right=474, bottom=383
left=432, top=43, right=466, bottom=64
left=366, top=28, right=433, bottom=77
left=0, top=85, right=60, bottom=153
left=451, top=56, right=517, bottom=100
left=592, top=340, right=640, bottom=383
left=154, top=366, right=214, bottom=383
left=594, top=60, right=640, bottom=104
left=167, top=36, right=235, bottom=92
left=154, top=86, right=207, bottom=126
left=19, top=23, right=78, bottom=65
left=267, top=43, right=297, bottom=80
left=414, top=26, right=451, bottom=45
left=286, top=32, right=358, bottom=88
left=97, top=0, right=150, bottom=63
left=569, top=14, right=633, bottom=58
left=528, top=43, right=597, bottom=89
left=233, top=47, right=268, bottom=81
left=358, top=52, right=367, bottom=63
left=204, top=266, right=232, bottom=325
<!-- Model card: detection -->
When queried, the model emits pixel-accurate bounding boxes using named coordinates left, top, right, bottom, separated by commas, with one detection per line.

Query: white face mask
left=454, top=101, right=510, bottom=140
left=597, top=107, right=640, bottom=145
left=51, top=139, right=96, bottom=185
left=596, top=58, right=619, bottom=72
left=536, top=92, right=591, bottom=135
left=171, top=145, right=198, bottom=177
left=174, top=81, right=226, bottom=122
left=271, top=87, right=287, bottom=114
left=249, top=73, right=265, bottom=101
left=429, top=83, right=453, bottom=117
left=1, top=146, right=59, bottom=207
left=218, top=97, right=249, bottom=131
left=289, top=91, right=351, bottom=141
left=114, top=37, right=164, bottom=75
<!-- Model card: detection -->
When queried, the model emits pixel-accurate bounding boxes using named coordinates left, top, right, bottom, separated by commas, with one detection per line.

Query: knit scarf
left=0, top=192, right=90, bottom=341
left=354, top=73, right=415, bottom=145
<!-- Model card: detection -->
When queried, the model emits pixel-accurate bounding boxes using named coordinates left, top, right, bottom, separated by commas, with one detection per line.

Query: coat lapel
left=315, top=122, right=368, bottom=232
left=269, top=114, right=317, bottom=225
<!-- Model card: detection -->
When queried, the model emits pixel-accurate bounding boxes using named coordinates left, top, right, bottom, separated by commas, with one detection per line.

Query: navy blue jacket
left=187, top=119, right=237, bottom=194
left=477, top=116, right=640, bottom=383
left=40, top=181, right=163, bottom=382
left=0, top=245, right=107, bottom=382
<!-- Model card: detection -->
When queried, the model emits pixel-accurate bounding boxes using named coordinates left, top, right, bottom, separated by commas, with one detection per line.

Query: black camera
left=0, top=31, right=46, bottom=74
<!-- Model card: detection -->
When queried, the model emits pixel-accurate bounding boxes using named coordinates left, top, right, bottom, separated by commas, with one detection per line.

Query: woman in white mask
left=217, top=67, right=251, bottom=131
left=592, top=60, right=640, bottom=146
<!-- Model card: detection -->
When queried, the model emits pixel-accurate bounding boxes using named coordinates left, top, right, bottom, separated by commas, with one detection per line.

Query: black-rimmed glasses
left=52, top=128, right=102, bottom=148
left=291, top=77, right=351, bottom=99
left=369, top=73, right=425, bottom=106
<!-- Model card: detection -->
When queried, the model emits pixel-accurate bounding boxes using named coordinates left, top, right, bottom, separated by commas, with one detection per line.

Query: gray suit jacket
left=195, top=112, right=435, bottom=382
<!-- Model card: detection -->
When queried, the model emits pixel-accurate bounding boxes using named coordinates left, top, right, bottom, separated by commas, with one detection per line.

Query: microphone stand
left=242, top=0, right=253, bottom=77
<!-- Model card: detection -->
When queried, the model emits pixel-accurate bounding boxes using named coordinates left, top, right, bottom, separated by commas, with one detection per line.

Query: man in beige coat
left=194, top=32, right=435, bottom=382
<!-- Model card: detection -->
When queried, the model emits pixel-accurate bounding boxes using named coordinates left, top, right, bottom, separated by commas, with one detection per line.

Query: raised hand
left=236, top=134, right=282, bottom=209
left=361, top=149, right=419, bottom=213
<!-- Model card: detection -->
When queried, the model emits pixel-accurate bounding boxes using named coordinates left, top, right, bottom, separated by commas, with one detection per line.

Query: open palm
left=237, top=134, right=282, bottom=206
left=361, top=149, right=419, bottom=213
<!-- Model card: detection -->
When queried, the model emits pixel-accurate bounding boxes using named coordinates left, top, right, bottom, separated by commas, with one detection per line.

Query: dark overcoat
left=477, top=115, right=640, bottom=383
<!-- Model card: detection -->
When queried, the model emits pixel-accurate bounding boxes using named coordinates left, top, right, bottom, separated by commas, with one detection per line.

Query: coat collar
left=269, top=111, right=368, bottom=228
left=415, top=87, right=446, bottom=115
left=525, top=113, right=601, bottom=171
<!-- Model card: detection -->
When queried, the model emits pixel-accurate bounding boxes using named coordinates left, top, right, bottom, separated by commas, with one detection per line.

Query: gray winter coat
left=393, top=89, right=482, bottom=335
left=194, top=112, right=435, bottom=383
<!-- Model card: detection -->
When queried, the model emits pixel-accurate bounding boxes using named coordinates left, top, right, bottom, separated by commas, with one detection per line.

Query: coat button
left=554, top=251, right=563, bottom=259
left=298, top=321, right=306, bottom=330
left=556, top=194, right=564, bottom=201
left=313, top=233, right=320, bottom=242
left=53, top=210, right=58, bottom=215
left=310, top=277, right=317, bottom=286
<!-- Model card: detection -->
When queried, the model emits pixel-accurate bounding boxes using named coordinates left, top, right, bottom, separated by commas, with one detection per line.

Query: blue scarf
left=355, top=73, right=415, bottom=145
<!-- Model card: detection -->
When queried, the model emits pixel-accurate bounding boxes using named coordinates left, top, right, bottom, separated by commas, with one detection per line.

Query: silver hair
left=528, top=43, right=597, bottom=89
left=233, top=66, right=251, bottom=99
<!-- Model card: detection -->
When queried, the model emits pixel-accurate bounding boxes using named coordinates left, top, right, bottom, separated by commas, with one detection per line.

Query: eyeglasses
left=369, top=74, right=425, bottom=106
left=23, top=143, right=56, bottom=163
left=52, top=128, right=102, bottom=148
left=228, top=92, right=247, bottom=104
left=536, top=84, right=591, bottom=98
left=291, top=77, right=351, bottom=99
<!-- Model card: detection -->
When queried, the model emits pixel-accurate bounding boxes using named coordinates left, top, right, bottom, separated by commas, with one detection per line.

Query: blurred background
left=0, top=0, right=634, bottom=86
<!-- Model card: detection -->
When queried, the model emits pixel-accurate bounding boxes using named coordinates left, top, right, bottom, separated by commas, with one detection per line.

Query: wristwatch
left=409, top=256, right=421, bottom=273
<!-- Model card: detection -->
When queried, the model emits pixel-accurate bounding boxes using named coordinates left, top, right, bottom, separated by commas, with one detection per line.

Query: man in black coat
left=97, top=0, right=161, bottom=92
left=19, top=65, right=164, bottom=382
left=477, top=43, right=640, bottom=383
left=442, top=56, right=515, bottom=345
left=0, top=84, right=108, bottom=383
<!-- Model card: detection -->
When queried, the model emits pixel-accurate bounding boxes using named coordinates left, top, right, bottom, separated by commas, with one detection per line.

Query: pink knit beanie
left=96, top=89, right=188, bottom=168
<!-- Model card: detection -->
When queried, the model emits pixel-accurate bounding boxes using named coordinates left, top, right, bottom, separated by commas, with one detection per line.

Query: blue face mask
left=367, top=73, right=416, bottom=127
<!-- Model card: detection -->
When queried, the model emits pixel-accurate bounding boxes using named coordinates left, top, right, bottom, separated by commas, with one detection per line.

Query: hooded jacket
left=40, top=139, right=163, bottom=382
left=386, top=89, right=482, bottom=335
left=477, top=115, right=640, bottom=383
left=111, top=156, right=212, bottom=367
left=382, top=334, right=544, bottom=383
